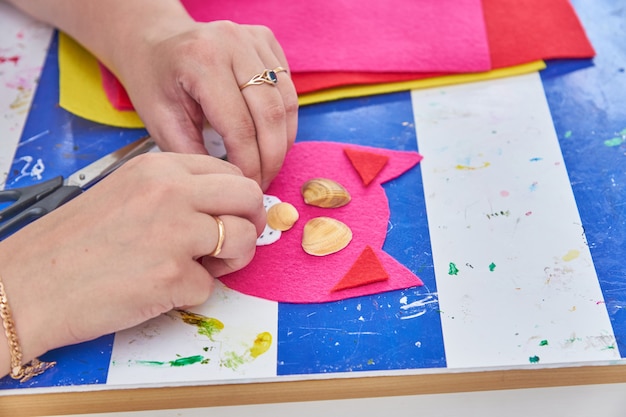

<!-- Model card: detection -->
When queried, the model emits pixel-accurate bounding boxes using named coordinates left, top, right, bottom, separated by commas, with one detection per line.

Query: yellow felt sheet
left=58, top=31, right=545, bottom=129
left=298, top=61, right=546, bottom=106
left=58, top=32, right=144, bottom=128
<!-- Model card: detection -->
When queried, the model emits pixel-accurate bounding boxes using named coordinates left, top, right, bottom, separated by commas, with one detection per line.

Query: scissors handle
left=0, top=179, right=82, bottom=239
left=0, top=176, right=64, bottom=222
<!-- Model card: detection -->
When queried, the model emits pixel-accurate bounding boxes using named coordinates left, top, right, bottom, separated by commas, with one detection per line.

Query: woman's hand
left=6, top=0, right=299, bottom=191
left=116, top=19, right=299, bottom=191
left=0, top=152, right=266, bottom=372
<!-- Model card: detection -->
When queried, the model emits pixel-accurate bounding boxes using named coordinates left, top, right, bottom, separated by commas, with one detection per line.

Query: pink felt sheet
left=98, top=0, right=594, bottom=109
left=181, top=0, right=491, bottom=73
left=219, top=141, right=424, bottom=304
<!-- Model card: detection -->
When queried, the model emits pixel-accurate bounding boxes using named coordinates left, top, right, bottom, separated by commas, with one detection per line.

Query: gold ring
left=208, top=215, right=225, bottom=257
left=239, top=67, right=288, bottom=90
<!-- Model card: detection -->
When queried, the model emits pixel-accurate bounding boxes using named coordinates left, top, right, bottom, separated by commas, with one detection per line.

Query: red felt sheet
left=99, top=0, right=595, bottom=113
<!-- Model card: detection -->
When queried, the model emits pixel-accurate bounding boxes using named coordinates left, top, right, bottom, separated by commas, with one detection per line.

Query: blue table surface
left=1, top=0, right=625, bottom=390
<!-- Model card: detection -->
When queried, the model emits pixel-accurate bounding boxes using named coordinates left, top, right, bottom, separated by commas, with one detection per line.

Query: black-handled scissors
left=0, top=136, right=156, bottom=239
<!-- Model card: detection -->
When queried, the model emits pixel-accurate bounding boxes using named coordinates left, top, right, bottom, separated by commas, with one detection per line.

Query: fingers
left=194, top=24, right=298, bottom=191
left=182, top=212, right=258, bottom=280
left=129, top=151, right=243, bottom=176
left=200, top=214, right=258, bottom=276
left=128, top=20, right=298, bottom=190
left=183, top=172, right=266, bottom=234
left=116, top=152, right=266, bottom=257
left=238, top=64, right=297, bottom=190
left=208, top=215, right=258, bottom=261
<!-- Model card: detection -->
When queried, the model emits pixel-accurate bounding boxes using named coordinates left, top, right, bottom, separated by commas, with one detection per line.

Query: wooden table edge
left=3, top=363, right=626, bottom=416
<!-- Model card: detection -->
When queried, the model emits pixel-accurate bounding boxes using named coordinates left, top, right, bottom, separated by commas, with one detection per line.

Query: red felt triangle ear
left=344, top=148, right=390, bottom=186
left=331, top=246, right=390, bottom=292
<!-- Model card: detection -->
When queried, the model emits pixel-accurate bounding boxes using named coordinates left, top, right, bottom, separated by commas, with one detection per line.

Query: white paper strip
left=107, top=281, right=278, bottom=385
left=412, top=73, right=619, bottom=368
left=0, top=3, right=52, bottom=188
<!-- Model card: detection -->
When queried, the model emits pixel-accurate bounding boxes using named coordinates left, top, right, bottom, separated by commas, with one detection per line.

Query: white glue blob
left=256, top=195, right=282, bottom=246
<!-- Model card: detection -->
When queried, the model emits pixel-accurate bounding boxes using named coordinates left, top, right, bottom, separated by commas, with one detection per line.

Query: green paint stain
left=529, top=355, right=540, bottom=364
left=604, top=129, right=626, bottom=147
left=221, top=351, right=246, bottom=370
left=448, top=262, right=459, bottom=275
left=135, top=360, right=165, bottom=367
left=539, top=340, right=548, bottom=346
left=604, top=137, right=623, bottom=147
left=367, top=358, right=375, bottom=365
left=564, top=130, right=572, bottom=138
left=488, top=262, right=496, bottom=272
left=170, top=355, right=205, bottom=367
left=178, top=310, right=224, bottom=341
left=136, top=354, right=207, bottom=368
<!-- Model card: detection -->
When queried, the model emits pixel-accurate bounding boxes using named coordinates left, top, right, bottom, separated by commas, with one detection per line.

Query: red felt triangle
left=331, top=246, right=389, bottom=292
left=344, top=148, right=389, bottom=186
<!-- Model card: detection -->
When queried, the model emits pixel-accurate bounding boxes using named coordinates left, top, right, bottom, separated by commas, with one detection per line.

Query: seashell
left=301, top=178, right=351, bottom=208
left=302, top=217, right=352, bottom=256
left=267, top=202, right=299, bottom=231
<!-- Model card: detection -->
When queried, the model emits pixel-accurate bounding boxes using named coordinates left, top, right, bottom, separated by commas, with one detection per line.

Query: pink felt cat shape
left=219, top=141, right=424, bottom=303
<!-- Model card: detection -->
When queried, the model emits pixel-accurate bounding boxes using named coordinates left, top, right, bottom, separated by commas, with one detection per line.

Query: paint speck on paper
left=529, top=355, right=540, bottom=364
left=177, top=310, right=224, bottom=341
left=455, top=162, right=490, bottom=170
left=448, top=262, right=459, bottom=275
left=500, top=190, right=510, bottom=197
left=486, top=210, right=510, bottom=219
left=539, top=340, right=548, bottom=346
left=136, top=354, right=208, bottom=368
left=221, top=352, right=246, bottom=370
left=488, top=262, right=496, bottom=272
left=529, top=181, right=539, bottom=192
left=562, top=249, right=580, bottom=262
left=529, top=157, right=543, bottom=162
left=249, top=332, right=272, bottom=358
left=564, top=130, right=572, bottom=138
left=0, top=55, right=21, bottom=65
left=221, top=332, right=273, bottom=370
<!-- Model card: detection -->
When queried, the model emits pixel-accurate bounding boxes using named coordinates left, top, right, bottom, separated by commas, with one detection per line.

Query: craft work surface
left=0, top=3, right=52, bottom=187
left=1, top=0, right=626, bottom=415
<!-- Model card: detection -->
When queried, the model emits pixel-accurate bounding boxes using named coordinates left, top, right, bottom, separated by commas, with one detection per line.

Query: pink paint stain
left=0, top=55, right=20, bottom=65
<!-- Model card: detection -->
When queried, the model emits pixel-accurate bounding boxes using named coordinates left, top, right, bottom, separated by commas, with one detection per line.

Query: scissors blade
left=65, top=136, right=156, bottom=188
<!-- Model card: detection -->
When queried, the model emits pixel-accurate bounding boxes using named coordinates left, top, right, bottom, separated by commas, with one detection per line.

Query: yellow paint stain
left=455, top=162, right=491, bottom=170
left=9, top=87, right=33, bottom=112
left=177, top=310, right=224, bottom=340
left=562, top=249, right=580, bottom=262
left=249, top=332, right=272, bottom=358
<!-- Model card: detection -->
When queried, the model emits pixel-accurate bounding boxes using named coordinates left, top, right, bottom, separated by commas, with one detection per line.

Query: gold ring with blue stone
left=240, top=67, right=288, bottom=90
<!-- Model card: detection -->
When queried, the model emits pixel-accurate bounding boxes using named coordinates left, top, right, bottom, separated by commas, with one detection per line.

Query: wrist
left=0, top=237, right=58, bottom=379
left=0, top=274, right=55, bottom=382
left=107, top=4, right=197, bottom=83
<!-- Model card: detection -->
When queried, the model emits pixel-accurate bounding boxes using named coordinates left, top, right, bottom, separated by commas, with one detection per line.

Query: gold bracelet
left=0, top=278, right=55, bottom=382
